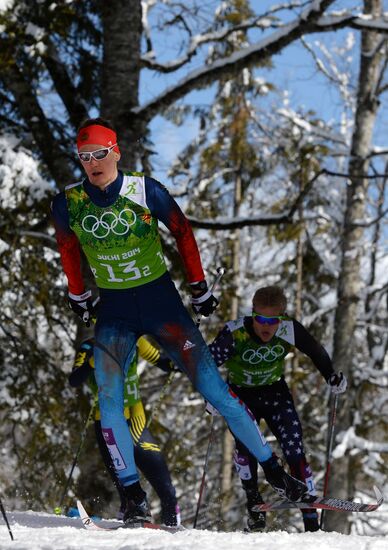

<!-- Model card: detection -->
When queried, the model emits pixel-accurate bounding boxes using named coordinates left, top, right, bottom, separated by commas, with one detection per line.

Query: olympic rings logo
left=81, top=209, right=136, bottom=239
left=242, top=345, right=285, bottom=364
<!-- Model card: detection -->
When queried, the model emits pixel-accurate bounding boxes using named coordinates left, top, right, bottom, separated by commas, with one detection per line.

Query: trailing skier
left=69, top=336, right=180, bottom=526
left=208, top=285, right=347, bottom=532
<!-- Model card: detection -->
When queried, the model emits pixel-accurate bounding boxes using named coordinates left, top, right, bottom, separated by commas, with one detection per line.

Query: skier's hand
left=69, top=339, right=94, bottom=387
left=156, top=354, right=177, bottom=373
left=205, top=401, right=220, bottom=416
left=190, top=280, right=219, bottom=317
left=68, top=290, right=97, bottom=327
left=328, top=371, right=347, bottom=394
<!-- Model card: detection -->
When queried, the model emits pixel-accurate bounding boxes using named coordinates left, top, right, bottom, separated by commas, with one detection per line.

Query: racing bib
left=66, top=174, right=167, bottom=289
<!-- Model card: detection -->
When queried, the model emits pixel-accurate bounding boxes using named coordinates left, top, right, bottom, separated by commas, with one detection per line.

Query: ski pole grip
left=195, top=267, right=225, bottom=325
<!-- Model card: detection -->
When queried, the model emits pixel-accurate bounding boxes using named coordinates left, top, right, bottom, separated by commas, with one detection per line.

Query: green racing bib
left=66, top=173, right=167, bottom=289
left=224, top=318, right=294, bottom=387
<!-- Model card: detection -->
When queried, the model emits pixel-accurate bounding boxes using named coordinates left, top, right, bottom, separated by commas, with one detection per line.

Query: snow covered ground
left=0, top=510, right=387, bottom=550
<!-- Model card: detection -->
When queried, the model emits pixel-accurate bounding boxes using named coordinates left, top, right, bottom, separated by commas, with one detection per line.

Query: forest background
left=0, top=0, right=387, bottom=537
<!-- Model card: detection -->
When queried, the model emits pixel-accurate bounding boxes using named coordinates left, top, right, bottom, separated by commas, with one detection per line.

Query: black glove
left=190, top=280, right=219, bottom=317
left=68, top=290, right=97, bottom=327
left=328, top=371, right=347, bottom=394
left=69, top=339, right=94, bottom=387
left=156, top=355, right=175, bottom=373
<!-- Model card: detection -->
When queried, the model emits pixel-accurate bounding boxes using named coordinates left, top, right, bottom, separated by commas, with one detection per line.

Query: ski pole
left=319, top=393, right=339, bottom=530
left=193, top=415, right=216, bottom=528
left=192, top=267, right=225, bottom=528
left=0, top=495, right=14, bottom=541
left=55, top=395, right=97, bottom=515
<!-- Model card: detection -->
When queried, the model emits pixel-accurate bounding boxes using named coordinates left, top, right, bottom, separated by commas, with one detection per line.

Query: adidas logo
left=183, top=340, right=195, bottom=351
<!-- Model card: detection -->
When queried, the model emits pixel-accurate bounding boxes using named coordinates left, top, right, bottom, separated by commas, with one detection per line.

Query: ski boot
left=122, top=483, right=152, bottom=527
left=260, top=455, right=308, bottom=502
left=161, top=502, right=181, bottom=527
left=302, top=511, right=320, bottom=532
left=245, top=489, right=266, bottom=532
left=123, top=497, right=152, bottom=527
left=117, top=501, right=126, bottom=521
left=246, top=513, right=266, bottom=532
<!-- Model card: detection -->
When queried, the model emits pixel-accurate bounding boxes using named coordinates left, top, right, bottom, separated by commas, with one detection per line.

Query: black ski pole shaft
left=192, top=267, right=225, bottom=528
left=55, top=395, right=97, bottom=514
left=0, top=495, right=14, bottom=541
left=320, top=393, right=339, bottom=529
left=193, top=416, right=216, bottom=528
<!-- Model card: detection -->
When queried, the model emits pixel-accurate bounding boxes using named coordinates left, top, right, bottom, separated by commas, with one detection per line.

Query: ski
left=76, top=500, right=184, bottom=532
left=252, top=485, right=384, bottom=513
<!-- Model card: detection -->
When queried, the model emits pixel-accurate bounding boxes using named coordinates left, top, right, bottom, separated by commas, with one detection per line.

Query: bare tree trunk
left=291, top=204, right=304, bottom=396
left=366, top=167, right=387, bottom=363
left=100, top=0, right=146, bottom=169
left=324, top=0, right=383, bottom=533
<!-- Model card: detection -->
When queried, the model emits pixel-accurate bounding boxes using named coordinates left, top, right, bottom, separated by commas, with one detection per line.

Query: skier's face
left=252, top=305, right=284, bottom=342
left=79, top=143, right=120, bottom=189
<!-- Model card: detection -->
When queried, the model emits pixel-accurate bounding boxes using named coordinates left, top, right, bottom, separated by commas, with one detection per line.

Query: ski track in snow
left=0, top=511, right=387, bottom=550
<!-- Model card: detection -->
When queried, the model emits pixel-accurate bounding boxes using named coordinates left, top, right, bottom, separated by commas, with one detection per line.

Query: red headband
left=76, top=124, right=120, bottom=154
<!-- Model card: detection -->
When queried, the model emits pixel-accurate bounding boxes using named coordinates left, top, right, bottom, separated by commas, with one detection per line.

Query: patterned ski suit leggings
left=94, top=273, right=272, bottom=486
left=231, top=378, right=317, bottom=519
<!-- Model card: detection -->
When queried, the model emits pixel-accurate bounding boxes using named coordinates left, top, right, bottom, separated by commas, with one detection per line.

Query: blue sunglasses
left=252, top=313, right=285, bottom=325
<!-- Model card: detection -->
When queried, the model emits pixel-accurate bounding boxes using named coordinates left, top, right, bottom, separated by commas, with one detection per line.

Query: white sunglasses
left=78, top=144, right=117, bottom=162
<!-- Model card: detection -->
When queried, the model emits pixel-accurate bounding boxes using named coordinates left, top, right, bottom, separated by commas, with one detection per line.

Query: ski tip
left=76, top=500, right=89, bottom=521
left=373, top=486, right=384, bottom=504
